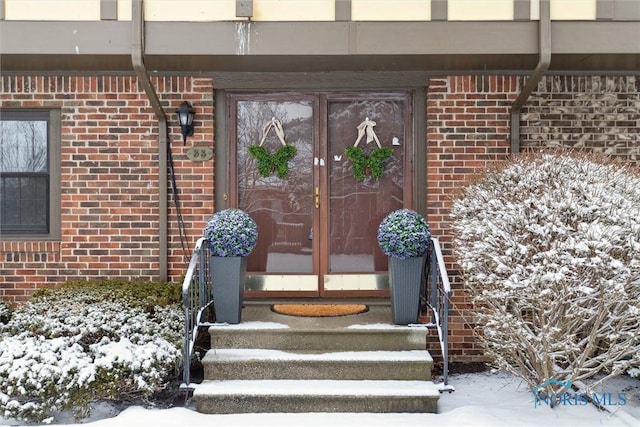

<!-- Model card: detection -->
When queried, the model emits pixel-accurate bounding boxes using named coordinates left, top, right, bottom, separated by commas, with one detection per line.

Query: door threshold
left=244, top=297, right=390, bottom=306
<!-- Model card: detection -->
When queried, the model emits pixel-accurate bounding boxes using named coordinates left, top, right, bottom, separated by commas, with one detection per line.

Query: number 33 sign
left=186, top=147, right=214, bottom=161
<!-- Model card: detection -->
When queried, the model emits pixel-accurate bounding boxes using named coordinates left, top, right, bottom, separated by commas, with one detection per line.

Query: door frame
left=215, top=84, right=427, bottom=299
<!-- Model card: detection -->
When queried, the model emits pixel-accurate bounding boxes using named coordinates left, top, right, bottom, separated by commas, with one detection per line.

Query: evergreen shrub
left=0, top=280, right=183, bottom=423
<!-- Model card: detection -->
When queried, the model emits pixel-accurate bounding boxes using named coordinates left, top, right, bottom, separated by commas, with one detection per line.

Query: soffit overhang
left=1, top=21, right=639, bottom=74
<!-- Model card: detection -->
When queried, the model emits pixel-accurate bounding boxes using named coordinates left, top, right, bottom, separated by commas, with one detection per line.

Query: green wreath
left=344, top=146, right=393, bottom=181
left=248, top=144, right=297, bottom=179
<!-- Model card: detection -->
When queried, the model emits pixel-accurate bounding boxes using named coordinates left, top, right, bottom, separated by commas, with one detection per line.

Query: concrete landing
left=208, top=305, right=429, bottom=351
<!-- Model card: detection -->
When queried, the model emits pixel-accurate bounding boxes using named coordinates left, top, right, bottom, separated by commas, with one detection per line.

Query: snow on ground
left=3, top=370, right=636, bottom=427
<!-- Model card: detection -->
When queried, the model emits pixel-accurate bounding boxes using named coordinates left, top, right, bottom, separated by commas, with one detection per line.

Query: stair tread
left=194, top=380, right=440, bottom=397
left=203, top=349, right=432, bottom=362
left=208, top=321, right=429, bottom=332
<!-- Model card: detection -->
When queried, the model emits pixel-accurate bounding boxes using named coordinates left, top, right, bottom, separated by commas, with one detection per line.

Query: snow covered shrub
left=0, top=301, right=11, bottom=324
left=32, top=279, right=182, bottom=312
left=0, top=281, right=183, bottom=423
left=452, top=153, right=640, bottom=397
left=0, top=333, right=95, bottom=422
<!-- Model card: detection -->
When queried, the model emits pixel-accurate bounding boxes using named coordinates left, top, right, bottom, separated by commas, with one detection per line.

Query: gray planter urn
left=210, top=256, right=247, bottom=324
left=388, top=255, right=426, bottom=325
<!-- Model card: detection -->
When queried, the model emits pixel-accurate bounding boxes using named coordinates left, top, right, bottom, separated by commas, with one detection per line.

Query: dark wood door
left=230, top=91, right=412, bottom=297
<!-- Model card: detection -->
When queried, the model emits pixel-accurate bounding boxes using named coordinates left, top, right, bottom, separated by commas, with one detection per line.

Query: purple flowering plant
left=377, top=209, right=431, bottom=259
left=203, top=208, right=258, bottom=257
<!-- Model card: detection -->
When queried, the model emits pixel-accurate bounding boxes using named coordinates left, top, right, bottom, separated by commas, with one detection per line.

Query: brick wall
left=0, top=76, right=214, bottom=301
left=521, top=75, right=640, bottom=165
left=426, top=75, right=518, bottom=363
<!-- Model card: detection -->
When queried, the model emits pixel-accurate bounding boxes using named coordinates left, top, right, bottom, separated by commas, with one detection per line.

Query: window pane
left=0, top=120, right=48, bottom=172
left=328, top=99, right=405, bottom=273
left=0, top=176, right=48, bottom=233
left=1, top=177, right=21, bottom=225
left=0, top=112, right=51, bottom=235
left=35, top=178, right=49, bottom=228
left=20, top=178, right=37, bottom=225
left=236, top=99, right=314, bottom=274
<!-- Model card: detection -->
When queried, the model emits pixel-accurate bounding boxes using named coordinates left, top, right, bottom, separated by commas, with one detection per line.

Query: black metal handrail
left=180, top=237, right=213, bottom=391
left=180, top=236, right=452, bottom=391
left=424, top=237, right=453, bottom=388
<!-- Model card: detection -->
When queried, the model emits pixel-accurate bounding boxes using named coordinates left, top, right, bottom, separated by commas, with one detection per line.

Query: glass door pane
left=236, top=99, right=314, bottom=274
left=327, top=98, right=405, bottom=273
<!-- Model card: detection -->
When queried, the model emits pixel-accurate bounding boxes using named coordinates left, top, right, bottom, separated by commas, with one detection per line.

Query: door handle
left=314, top=187, right=320, bottom=209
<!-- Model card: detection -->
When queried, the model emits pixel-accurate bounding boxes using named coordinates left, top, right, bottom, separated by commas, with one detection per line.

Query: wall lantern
left=176, top=101, right=195, bottom=145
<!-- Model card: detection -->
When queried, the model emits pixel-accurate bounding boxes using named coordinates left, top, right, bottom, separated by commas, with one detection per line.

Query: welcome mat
left=271, top=304, right=369, bottom=317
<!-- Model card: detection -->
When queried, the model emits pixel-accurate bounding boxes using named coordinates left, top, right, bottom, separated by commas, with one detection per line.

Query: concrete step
left=193, top=379, right=440, bottom=414
left=194, top=305, right=439, bottom=414
left=208, top=323, right=429, bottom=352
left=202, top=349, right=433, bottom=381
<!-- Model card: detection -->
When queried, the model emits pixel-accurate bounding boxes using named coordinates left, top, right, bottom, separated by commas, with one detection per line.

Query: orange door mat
left=271, top=304, right=369, bottom=317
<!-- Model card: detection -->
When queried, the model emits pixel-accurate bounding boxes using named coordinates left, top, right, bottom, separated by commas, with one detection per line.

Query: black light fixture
left=175, top=101, right=195, bottom=145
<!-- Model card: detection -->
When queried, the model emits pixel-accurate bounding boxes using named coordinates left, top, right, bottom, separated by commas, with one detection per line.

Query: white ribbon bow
left=260, top=117, right=287, bottom=147
left=353, top=117, right=381, bottom=149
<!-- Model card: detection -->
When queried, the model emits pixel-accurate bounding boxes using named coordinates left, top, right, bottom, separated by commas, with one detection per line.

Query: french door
left=229, top=91, right=412, bottom=297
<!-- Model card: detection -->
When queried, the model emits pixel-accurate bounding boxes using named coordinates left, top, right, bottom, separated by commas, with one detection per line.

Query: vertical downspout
left=510, top=0, right=551, bottom=154
left=131, top=0, right=169, bottom=281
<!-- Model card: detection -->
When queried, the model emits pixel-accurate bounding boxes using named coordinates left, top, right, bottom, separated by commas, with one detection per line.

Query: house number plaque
left=186, top=147, right=213, bottom=161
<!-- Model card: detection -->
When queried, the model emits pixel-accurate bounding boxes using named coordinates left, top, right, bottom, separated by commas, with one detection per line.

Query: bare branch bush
left=451, top=152, right=640, bottom=398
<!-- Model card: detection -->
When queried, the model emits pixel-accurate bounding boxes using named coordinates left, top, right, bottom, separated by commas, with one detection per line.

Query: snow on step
left=202, top=349, right=432, bottom=381
left=194, top=379, right=440, bottom=397
left=193, top=379, right=440, bottom=414
left=208, top=321, right=290, bottom=330
left=205, top=349, right=432, bottom=362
